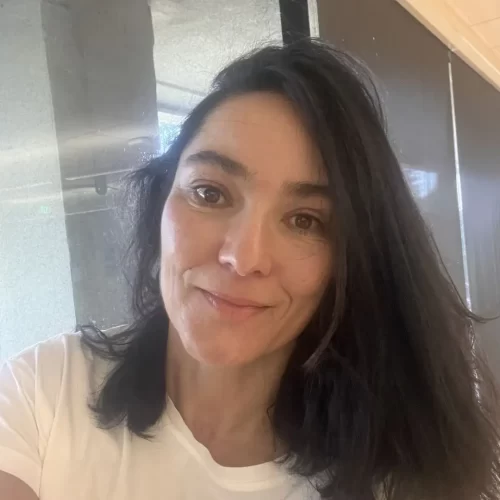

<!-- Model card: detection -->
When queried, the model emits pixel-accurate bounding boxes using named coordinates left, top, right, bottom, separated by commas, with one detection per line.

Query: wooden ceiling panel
left=398, top=0, right=500, bottom=92
left=447, top=0, right=500, bottom=25
left=473, top=17, right=500, bottom=47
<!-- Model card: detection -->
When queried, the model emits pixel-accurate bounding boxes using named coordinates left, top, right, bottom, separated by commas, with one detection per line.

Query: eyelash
left=287, top=213, right=325, bottom=236
left=188, top=184, right=325, bottom=236
left=189, top=184, right=229, bottom=207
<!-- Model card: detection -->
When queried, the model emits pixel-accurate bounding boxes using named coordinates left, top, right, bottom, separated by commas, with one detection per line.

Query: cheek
left=160, top=194, right=216, bottom=268
left=160, top=194, right=225, bottom=306
left=281, top=244, right=332, bottom=306
left=160, top=198, right=187, bottom=262
left=160, top=197, right=195, bottom=305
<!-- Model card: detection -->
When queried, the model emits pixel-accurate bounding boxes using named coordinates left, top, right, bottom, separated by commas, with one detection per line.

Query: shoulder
left=1, top=331, right=109, bottom=413
left=0, top=332, right=96, bottom=492
left=3, top=332, right=87, bottom=382
left=0, top=331, right=114, bottom=447
left=6, top=331, right=81, bottom=360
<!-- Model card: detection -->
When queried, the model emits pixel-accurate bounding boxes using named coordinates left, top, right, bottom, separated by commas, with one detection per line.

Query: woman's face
left=160, top=92, right=333, bottom=366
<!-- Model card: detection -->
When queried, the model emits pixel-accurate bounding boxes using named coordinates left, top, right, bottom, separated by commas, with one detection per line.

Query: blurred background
left=0, top=0, right=499, bottom=379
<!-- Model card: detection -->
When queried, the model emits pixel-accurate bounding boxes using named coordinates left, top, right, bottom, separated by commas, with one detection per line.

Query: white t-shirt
left=0, top=333, right=319, bottom=499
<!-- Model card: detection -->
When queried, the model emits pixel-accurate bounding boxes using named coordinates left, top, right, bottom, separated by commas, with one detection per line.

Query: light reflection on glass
left=403, top=165, right=438, bottom=199
left=158, top=111, right=183, bottom=153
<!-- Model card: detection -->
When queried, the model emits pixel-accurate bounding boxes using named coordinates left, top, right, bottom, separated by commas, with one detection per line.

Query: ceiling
left=450, top=0, right=500, bottom=35
left=449, top=0, right=500, bottom=55
left=397, top=0, right=500, bottom=91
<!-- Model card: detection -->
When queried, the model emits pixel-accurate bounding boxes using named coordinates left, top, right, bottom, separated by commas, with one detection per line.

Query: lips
left=201, top=289, right=269, bottom=308
left=198, top=288, right=270, bottom=321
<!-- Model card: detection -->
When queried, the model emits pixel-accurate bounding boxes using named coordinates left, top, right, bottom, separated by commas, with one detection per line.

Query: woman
left=0, top=38, right=499, bottom=500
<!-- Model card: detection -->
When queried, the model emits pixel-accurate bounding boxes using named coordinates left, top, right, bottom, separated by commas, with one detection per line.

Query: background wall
left=452, top=54, right=500, bottom=377
left=41, top=0, right=159, bottom=332
left=316, top=0, right=500, bottom=373
left=0, top=0, right=76, bottom=359
left=316, top=0, right=466, bottom=297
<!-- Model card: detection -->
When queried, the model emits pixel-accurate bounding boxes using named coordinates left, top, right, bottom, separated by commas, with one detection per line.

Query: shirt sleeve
left=0, top=353, right=43, bottom=496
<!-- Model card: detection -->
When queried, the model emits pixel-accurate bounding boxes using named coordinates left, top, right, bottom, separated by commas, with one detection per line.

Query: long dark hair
left=81, top=38, right=500, bottom=500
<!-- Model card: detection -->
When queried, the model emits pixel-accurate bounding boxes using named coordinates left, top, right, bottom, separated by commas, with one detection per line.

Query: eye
left=191, top=185, right=227, bottom=206
left=289, top=213, right=324, bottom=235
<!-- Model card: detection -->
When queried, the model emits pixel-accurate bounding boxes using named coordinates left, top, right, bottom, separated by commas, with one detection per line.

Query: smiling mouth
left=198, top=288, right=270, bottom=320
left=201, top=289, right=269, bottom=308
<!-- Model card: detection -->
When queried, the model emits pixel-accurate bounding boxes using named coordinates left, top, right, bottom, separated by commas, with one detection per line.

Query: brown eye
left=288, top=213, right=324, bottom=236
left=195, top=186, right=223, bottom=205
left=293, top=214, right=314, bottom=230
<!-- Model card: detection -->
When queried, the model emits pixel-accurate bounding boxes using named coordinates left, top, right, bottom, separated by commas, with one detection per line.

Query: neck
left=166, top=326, right=293, bottom=467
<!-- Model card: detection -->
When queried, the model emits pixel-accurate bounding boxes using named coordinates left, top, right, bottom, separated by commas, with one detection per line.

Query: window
left=0, top=0, right=283, bottom=360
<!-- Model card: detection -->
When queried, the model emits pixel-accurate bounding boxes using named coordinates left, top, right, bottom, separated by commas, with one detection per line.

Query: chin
left=182, top=332, right=258, bottom=367
left=187, top=346, right=250, bottom=367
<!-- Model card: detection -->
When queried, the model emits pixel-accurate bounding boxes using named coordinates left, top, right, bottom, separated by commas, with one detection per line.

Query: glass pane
left=452, top=54, right=500, bottom=378
left=0, top=0, right=282, bottom=360
left=316, top=0, right=466, bottom=298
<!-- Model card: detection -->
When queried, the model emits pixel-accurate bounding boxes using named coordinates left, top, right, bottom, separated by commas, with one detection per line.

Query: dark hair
left=81, top=38, right=500, bottom=500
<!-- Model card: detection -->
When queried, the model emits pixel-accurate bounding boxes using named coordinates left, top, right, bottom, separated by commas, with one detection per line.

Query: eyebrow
left=184, top=150, right=250, bottom=179
left=185, top=149, right=330, bottom=201
left=284, top=181, right=331, bottom=201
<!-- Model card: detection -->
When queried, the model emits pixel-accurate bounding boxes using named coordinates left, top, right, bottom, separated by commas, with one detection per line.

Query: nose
left=218, top=209, right=273, bottom=277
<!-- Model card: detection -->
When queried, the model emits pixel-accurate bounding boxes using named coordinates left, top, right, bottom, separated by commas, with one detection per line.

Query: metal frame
left=279, top=0, right=310, bottom=44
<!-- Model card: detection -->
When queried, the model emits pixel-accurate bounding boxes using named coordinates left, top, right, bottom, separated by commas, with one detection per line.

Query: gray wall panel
left=452, top=54, right=500, bottom=375
left=316, top=0, right=466, bottom=298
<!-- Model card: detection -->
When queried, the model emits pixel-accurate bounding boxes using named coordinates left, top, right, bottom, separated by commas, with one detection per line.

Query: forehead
left=180, top=92, right=325, bottom=184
